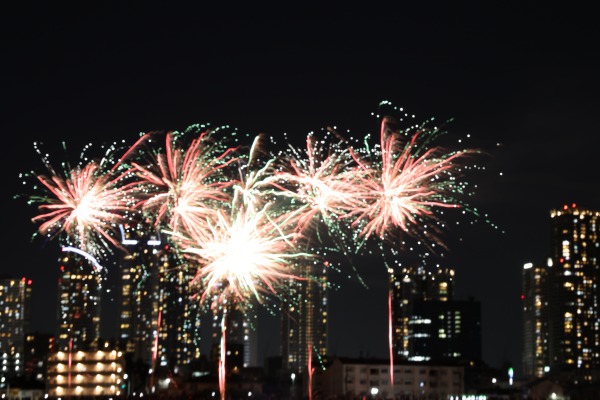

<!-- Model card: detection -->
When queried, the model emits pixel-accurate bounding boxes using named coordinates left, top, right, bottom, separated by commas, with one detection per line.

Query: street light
left=291, top=372, right=296, bottom=400
left=370, top=387, right=379, bottom=398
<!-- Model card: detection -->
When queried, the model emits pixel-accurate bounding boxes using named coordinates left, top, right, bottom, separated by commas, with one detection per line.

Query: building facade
left=408, top=298, right=482, bottom=363
left=46, top=347, right=126, bottom=398
left=23, top=332, right=54, bottom=385
left=118, top=224, right=202, bottom=379
left=56, top=250, right=102, bottom=352
left=281, top=260, right=328, bottom=376
left=391, top=266, right=481, bottom=364
left=318, top=357, right=464, bottom=399
left=522, top=260, right=552, bottom=379
left=0, top=277, right=32, bottom=387
left=210, top=304, right=258, bottom=373
left=522, top=204, right=600, bottom=382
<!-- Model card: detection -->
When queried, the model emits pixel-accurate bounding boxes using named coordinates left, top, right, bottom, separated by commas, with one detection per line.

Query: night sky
left=3, top=3, right=599, bottom=375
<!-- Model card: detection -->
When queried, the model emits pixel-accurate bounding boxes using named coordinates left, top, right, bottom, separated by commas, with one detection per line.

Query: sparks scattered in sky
left=22, top=102, right=488, bottom=307
left=22, top=141, right=141, bottom=259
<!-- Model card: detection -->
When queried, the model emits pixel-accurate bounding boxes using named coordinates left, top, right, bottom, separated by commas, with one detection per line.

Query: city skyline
left=3, top=2, right=599, bottom=374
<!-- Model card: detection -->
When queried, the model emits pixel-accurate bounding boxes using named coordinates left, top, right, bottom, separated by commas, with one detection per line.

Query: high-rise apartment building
left=0, top=277, right=32, bottom=386
left=522, top=204, right=600, bottom=381
left=391, top=266, right=481, bottom=363
left=118, top=224, right=202, bottom=376
left=57, top=251, right=102, bottom=351
left=281, top=260, right=328, bottom=376
left=210, top=304, right=258, bottom=373
left=23, top=332, right=54, bottom=384
left=521, top=260, right=551, bottom=379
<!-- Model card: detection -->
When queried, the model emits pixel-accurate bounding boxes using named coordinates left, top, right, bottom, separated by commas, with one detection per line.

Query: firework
left=26, top=141, right=141, bottom=258
left=348, top=114, right=480, bottom=249
left=130, top=125, right=239, bottom=240
left=175, top=135, right=313, bottom=311
left=274, top=130, right=366, bottom=237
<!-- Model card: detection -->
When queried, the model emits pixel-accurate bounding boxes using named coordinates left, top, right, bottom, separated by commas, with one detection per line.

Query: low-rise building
left=318, top=357, right=464, bottom=399
left=46, top=348, right=126, bottom=398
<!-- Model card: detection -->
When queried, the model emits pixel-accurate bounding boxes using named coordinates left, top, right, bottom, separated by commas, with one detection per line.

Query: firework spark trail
left=219, top=310, right=227, bottom=400
left=348, top=116, right=478, bottom=246
left=307, top=343, right=314, bottom=400
left=388, top=288, right=394, bottom=387
left=182, top=204, right=310, bottom=309
left=231, top=134, right=279, bottom=215
left=172, top=135, right=311, bottom=309
left=274, top=133, right=364, bottom=232
left=130, top=128, right=239, bottom=241
left=29, top=143, right=142, bottom=258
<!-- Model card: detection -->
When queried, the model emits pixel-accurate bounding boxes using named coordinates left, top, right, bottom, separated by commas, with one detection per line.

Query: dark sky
left=3, top=3, right=599, bottom=375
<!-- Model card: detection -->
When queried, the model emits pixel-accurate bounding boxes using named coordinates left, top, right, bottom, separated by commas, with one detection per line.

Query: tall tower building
left=391, top=266, right=481, bottom=363
left=0, top=276, right=32, bottom=386
left=210, top=304, right=258, bottom=375
left=118, top=224, right=202, bottom=375
left=522, top=205, right=600, bottom=381
left=23, top=332, right=54, bottom=384
left=521, top=260, right=552, bottom=379
left=211, top=304, right=258, bottom=370
left=56, top=251, right=102, bottom=351
left=391, top=266, right=454, bottom=360
left=547, top=204, right=600, bottom=378
left=281, top=260, right=328, bottom=376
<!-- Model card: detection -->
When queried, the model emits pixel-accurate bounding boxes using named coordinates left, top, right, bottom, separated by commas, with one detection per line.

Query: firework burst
left=348, top=113, right=481, bottom=250
left=274, top=130, right=366, bottom=236
left=26, top=141, right=141, bottom=258
left=181, top=205, right=309, bottom=309
left=170, top=136, right=312, bottom=311
left=130, top=125, right=239, bottom=240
